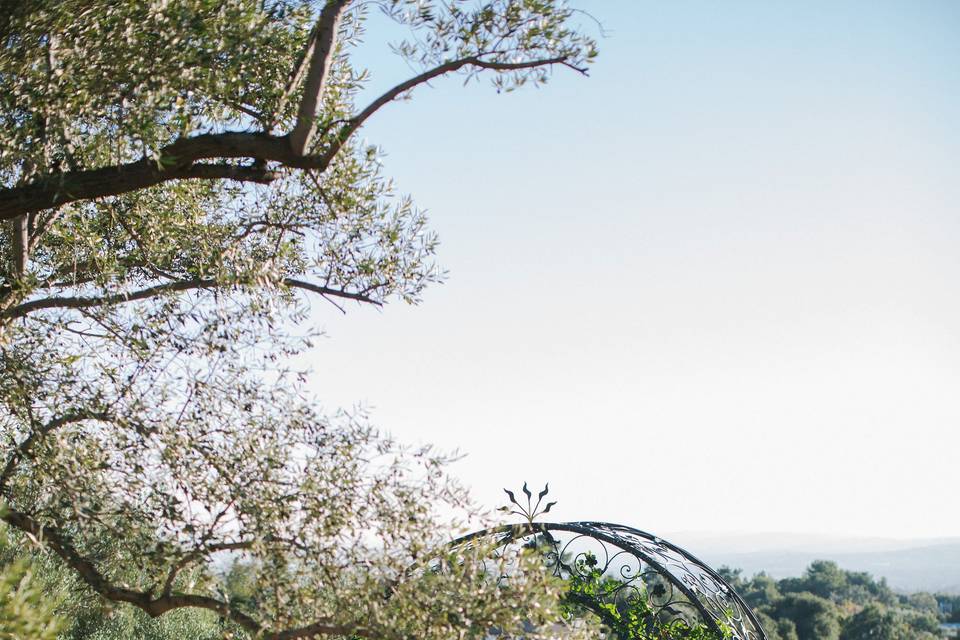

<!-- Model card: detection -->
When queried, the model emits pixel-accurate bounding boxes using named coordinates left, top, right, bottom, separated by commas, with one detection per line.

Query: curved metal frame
left=450, top=521, right=768, bottom=640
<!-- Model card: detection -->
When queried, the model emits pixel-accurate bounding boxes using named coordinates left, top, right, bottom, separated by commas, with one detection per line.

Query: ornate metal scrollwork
left=448, top=485, right=768, bottom=640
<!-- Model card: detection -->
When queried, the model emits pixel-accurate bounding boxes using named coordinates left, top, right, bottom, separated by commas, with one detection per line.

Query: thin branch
left=284, top=277, right=382, bottom=306
left=224, top=100, right=266, bottom=122
left=321, top=293, right=347, bottom=314
left=288, top=0, right=352, bottom=155
left=162, top=540, right=251, bottom=597
left=319, top=54, right=575, bottom=165
left=2, top=277, right=380, bottom=320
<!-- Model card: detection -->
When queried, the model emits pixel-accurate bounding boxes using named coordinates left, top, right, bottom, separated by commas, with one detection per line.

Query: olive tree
left=0, top=1, right=596, bottom=638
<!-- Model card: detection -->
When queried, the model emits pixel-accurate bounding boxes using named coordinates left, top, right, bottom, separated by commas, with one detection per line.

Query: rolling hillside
left=665, top=533, right=960, bottom=593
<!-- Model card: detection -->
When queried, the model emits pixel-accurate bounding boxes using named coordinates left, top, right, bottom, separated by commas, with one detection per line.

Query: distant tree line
left=719, top=560, right=959, bottom=640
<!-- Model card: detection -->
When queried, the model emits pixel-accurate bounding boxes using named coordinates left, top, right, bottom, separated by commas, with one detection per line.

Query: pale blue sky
left=302, top=1, right=960, bottom=538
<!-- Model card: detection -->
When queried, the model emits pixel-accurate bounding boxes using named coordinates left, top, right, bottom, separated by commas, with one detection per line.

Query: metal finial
left=501, top=482, right=556, bottom=524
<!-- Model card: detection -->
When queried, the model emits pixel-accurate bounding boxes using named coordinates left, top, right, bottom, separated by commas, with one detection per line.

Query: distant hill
left=663, top=532, right=960, bottom=594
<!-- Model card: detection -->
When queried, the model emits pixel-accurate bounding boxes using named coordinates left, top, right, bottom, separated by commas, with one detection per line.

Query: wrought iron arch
left=445, top=488, right=768, bottom=640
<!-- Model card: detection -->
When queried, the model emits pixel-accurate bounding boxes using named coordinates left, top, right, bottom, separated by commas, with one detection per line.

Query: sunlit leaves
left=0, top=0, right=597, bottom=636
left=381, top=0, right=597, bottom=90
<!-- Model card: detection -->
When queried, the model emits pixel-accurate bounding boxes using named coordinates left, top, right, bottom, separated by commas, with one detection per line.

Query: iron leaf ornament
left=501, top=482, right=557, bottom=524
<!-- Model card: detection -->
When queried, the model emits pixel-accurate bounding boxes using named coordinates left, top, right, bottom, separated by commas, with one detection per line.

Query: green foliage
left=1, top=0, right=310, bottom=176
left=0, top=523, right=231, bottom=640
left=772, top=592, right=840, bottom=640
left=783, top=561, right=847, bottom=601
left=562, top=553, right=728, bottom=640
left=907, top=591, right=939, bottom=615
left=741, top=573, right=780, bottom=610
left=839, top=604, right=919, bottom=640
left=723, top=561, right=950, bottom=640
left=58, top=606, right=226, bottom=640
left=0, top=1, right=597, bottom=638
left=780, top=561, right=896, bottom=607
left=754, top=611, right=798, bottom=640
left=0, top=528, right=63, bottom=640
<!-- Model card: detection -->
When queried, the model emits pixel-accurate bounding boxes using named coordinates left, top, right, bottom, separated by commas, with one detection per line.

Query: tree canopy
left=721, top=561, right=945, bottom=640
left=0, top=1, right=596, bottom=638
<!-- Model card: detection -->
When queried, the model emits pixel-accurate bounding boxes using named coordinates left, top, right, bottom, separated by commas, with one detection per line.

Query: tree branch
left=284, top=277, right=382, bottom=306
left=2, top=410, right=360, bottom=638
left=319, top=54, right=575, bottom=165
left=183, top=163, right=278, bottom=183
left=288, top=0, right=352, bottom=155
left=2, top=277, right=380, bottom=320
left=269, top=621, right=369, bottom=640
left=1, top=507, right=365, bottom=639
left=1, top=508, right=153, bottom=603
left=0, top=132, right=320, bottom=222
left=9, top=214, right=28, bottom=279
left=161, top=540, right=251, bottom=597
left=0, top=507, right=266, bottom=633
left=0, top=53, right=581, bottom=223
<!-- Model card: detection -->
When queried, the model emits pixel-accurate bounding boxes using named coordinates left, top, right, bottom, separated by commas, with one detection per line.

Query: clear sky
left=300, top=0, right=960, bottom=539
